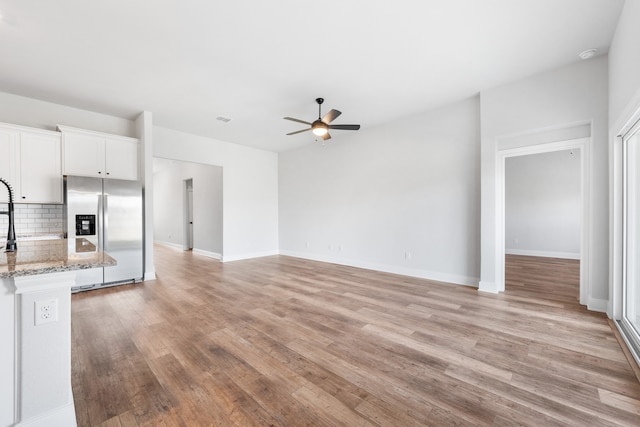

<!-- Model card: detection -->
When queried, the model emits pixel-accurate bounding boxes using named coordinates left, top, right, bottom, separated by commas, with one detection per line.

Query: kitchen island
left=0, top=239, right=116, bottom=427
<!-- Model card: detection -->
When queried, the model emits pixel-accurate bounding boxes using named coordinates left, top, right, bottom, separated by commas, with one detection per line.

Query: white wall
left=153, top=158, right=223, bottom=255
left=153, top=126, right=278, bottom=261
left=480, top=56, right=609, bottom=309
left=505, top=149, right=581, bottom=259
left=0, top=91, right=135, bottom=137
left=609, top=0, right=640, bottom=131
left=279, top=97, right=480, bottom=285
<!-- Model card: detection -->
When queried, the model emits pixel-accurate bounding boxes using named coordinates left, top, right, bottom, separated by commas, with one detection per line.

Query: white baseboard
left=155, top=241, right=221, bottom=260
left=16, top=402, right=76, bottom=427
left=222, top=250, right=279, bottom=262
left=154, top=240, right=183, bottom=250
left=279, top=250, right=479, bottom=288
left=193, top=249, right=222, bottom=260
left=478, top=280, right=499, bottom=293
left=505, top=248, right=580, bottom=260
left=587, top=297, right=608, bottom=313
left=144, top=271, right=156, bottom=281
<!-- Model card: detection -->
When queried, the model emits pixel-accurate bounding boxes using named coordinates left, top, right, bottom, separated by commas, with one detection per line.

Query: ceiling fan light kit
left=311, top=121, right=328, bottom=136
left=284, top=98, right=360, bottom=142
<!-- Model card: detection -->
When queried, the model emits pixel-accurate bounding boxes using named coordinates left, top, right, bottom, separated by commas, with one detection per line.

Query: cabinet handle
left=22, top=196, right=26, bottom=199
left=98, top=171, right=102, bottom=174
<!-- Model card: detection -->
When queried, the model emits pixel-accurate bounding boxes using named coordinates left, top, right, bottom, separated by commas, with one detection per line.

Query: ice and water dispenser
left=75, top=214, right=96, bottom=236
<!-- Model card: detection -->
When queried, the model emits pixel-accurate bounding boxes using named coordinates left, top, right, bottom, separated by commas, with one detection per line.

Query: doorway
left=184, top=178, right=194, bottom=251
left=152, top=158, right=223, bottom=258
left=495, top=137, right=590, bottom=305
left=504, top=149, right=582, bottom=300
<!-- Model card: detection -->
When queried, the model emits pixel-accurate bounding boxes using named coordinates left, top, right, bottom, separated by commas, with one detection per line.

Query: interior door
left=188, top=185, right=194, bottom=250
left=183, top=178, right=194, bottom=250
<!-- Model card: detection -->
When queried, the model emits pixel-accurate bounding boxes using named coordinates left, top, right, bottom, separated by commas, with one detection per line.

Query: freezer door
left=65, top=176, right=104, bottom=288
left=103, top=179, right=143, bottom=284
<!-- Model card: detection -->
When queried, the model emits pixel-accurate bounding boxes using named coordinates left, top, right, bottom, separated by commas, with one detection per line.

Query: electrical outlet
left=35, top=299, right=58, bottom=326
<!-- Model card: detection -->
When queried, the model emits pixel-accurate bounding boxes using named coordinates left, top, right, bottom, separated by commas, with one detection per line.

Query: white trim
left=57, top=124, right=137, bottom=143
left=155, top=241, right=223, bottom=261
left=495, top=137, right=590, bottom=305
left=13, top=271, right=76, bottom=294
left=611, top=86, right=640, bottom=137
left=143, top=271, right=156, bottom=281
left=182, top=178, right=192, bottom=251
left=16, top=401, right=76, bottom=427
left=478, top=281, right=499, bottom=293
left=611, top=133, right=624, bottom=318
left=280, top=250, right=479, bottom=287
left=192, top=249, right=222, bottom=260
left=612, top=102, right=640, bottom=320
left=587, top=298, right=608, bottom=313
left=154, top=240, right=183, bottom=250
left=222, top=250, right=279, bottom=262
left=0, top=121, right=61, bottom=137
left=505, top=249, right=580, bottom=260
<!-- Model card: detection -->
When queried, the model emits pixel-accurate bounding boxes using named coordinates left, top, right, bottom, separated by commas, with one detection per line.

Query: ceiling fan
left=284, top=98, right=360, bottom=141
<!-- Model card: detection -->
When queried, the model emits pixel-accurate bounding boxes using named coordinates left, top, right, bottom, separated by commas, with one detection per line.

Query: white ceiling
left=0, top=0, right=624, bottom=152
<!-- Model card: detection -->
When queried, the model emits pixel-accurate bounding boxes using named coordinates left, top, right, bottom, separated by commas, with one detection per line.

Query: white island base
left=1, top=271, right=78, bottom=427
left=1, top=239, right=116, bottom=427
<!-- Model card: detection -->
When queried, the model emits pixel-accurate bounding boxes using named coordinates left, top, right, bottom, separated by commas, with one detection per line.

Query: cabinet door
left=105, top=137, right=138, bottom=180
left=0, top=127, right=18, bottom=204
left=19, top=132, right=63, bottom=203
left=62, top=133, right=105, bottom=177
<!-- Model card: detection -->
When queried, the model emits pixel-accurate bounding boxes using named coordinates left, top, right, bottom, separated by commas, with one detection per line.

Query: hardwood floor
left=71, top=247, right=640, bottom=426
left=505, top=254, right=581, bottom=306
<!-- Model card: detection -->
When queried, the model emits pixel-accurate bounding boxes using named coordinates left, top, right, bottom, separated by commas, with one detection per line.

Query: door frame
left=495, top=137, right=590, bottom=304
left=183, top=178, right=193, bottom=251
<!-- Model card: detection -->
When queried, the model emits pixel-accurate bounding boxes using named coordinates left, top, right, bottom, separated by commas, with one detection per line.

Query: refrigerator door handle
left=103, top=194, right=109, bottom=252
left=97, top=193, right=103, bottom=251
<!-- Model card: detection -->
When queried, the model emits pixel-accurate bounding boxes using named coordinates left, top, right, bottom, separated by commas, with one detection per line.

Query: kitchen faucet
left=0, top=177, right=17, bottom=252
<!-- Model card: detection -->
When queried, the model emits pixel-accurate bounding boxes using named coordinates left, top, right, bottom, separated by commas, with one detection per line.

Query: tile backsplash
left=0, top=203, right=64, bottom=237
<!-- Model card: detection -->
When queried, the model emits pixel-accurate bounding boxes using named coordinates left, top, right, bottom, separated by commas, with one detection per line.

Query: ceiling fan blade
left=322, top=109, right=342, bottom=124
left=284, top=117, right=312, bottom=125
left=322, top=132, right=332, bottom=141
left=328, top=124, right=361, bottom=131
left=287, top=128, right=312, bottom=136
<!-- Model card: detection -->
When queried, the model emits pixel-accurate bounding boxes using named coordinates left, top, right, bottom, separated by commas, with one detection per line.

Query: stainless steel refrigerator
left=64, top=175, right=143, bottom=292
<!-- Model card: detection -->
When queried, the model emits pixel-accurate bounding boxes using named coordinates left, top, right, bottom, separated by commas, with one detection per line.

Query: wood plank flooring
left=70, top=247, right=640, bottom=426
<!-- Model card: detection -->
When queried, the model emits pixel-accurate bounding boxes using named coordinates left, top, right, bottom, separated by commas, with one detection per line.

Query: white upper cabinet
left=0, top=123, right=62, bottom=204
left=104, top=137, right=139, bottom=181
left=19, top=132, right=63, bottom=203
left=0, top=127, right=18, bottom=204
left=58, top=125, right=139, bottom=181
left=60, top=132, right=104, bottom=178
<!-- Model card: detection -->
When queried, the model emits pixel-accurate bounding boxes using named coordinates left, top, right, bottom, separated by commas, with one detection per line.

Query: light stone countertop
left=0, top=238, right=116, bottom=278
